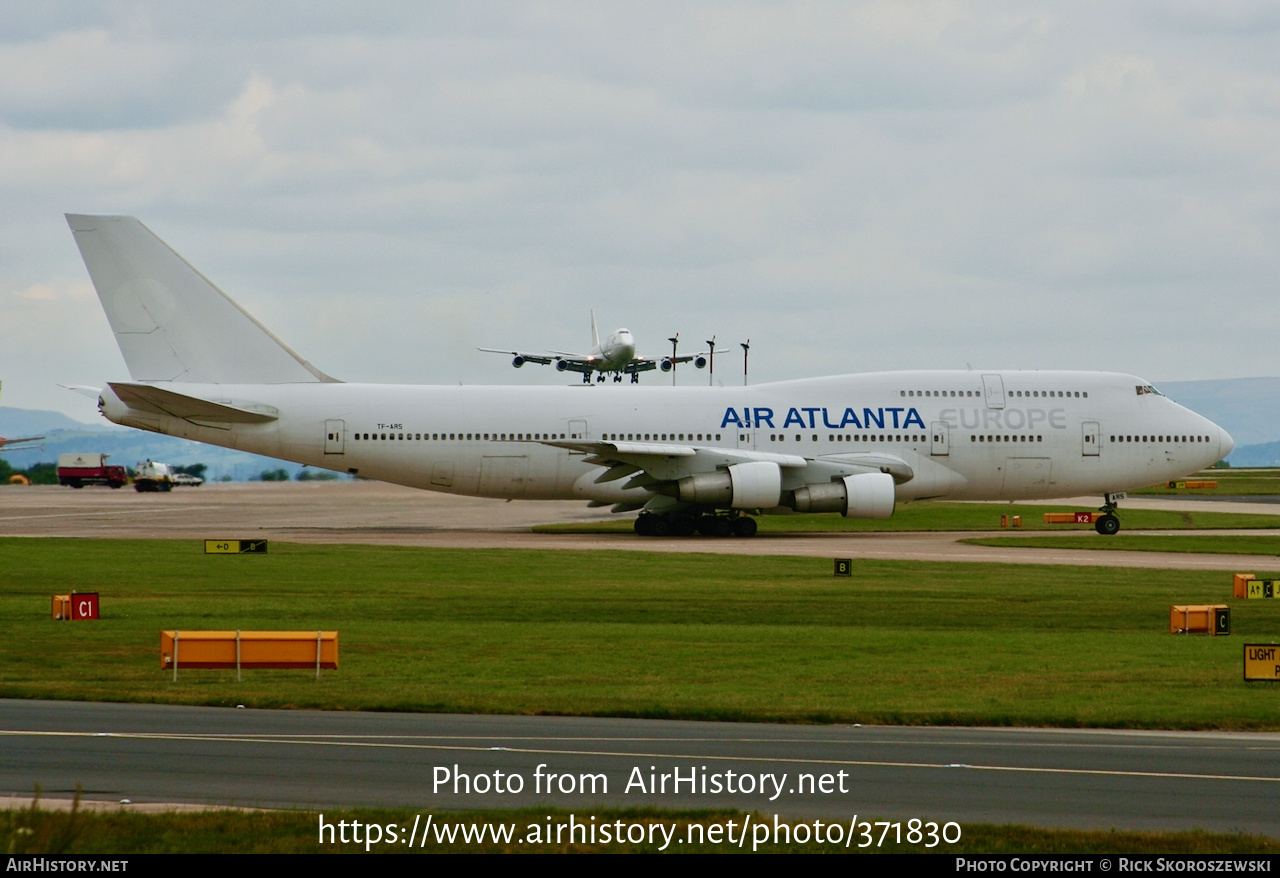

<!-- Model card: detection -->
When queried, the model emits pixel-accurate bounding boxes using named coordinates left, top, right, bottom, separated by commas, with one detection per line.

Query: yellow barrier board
left=161, top=630, right=337, bottom=670
left=1233, top=573, right=1256, bottom=599
left=204, top=540, right=268, bottom=554
left=1170, top=604, right=1230, bottom=635
left=1043, top=512, right=1099, bottom=524
left=1244, top=644, right=1280, bottom=681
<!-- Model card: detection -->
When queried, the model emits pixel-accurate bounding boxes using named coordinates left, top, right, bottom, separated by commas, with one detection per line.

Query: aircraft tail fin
left=66, top=215, right=337, bottom=385
left=590, top=309, right=600, bottom=350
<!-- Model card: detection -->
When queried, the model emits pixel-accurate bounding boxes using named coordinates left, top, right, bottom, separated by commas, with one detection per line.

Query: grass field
left=534, top=502, right=1280, bottom=534
left=965, top=535, right=1280, bottom=555
left=4, top=538, right=1280, bottom=729
left=1132, top=469, right=1280, bottom=497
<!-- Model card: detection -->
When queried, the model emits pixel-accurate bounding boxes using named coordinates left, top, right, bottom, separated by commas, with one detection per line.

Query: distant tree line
left=256, top=467, right=340, bottom=482
left=2, top=457, right=341, bottom=485
left=0, top=460, right=57, bottom=484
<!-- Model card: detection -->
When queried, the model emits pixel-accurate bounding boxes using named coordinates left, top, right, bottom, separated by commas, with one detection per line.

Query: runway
left=3, top=700, right=1279, bottom=836
left=1, top=482, right=1277, bottom=570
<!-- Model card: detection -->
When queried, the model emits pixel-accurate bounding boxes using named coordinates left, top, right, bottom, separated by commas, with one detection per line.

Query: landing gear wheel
left=670, top=517, right=697, bottom=537
left=634, top=515, right=655, bottom=536
left=732, top=516, right=758, bottom=537
left=1095, top=514, right=1120, bottom=536
left=708, top=517, right=732, bottom=538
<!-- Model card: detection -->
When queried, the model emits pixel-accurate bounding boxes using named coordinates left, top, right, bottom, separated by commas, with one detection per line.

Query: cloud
left=3, top=1, right=1280, bottom=421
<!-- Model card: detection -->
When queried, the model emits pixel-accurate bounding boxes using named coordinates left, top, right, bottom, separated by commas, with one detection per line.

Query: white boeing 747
left=66, top=215, right=1233, bottom=537
left=480, top=312, right=707, bottom=384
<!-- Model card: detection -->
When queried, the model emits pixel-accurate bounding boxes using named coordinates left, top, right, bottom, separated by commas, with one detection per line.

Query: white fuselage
left=98, top=369, right=1232, bottom=508
left=593, top=329, right=636, bottom=371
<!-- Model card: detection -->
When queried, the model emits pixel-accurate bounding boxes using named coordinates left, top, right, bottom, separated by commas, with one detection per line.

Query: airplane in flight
left=480, top=312, right=707, bottom=384
left=66, top=214, right=1233, bottom=537
left=0, top=382, right=45, bottom=452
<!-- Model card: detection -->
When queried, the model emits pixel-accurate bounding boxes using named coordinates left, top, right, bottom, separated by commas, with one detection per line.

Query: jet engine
left=659, top=359, right=674, bottom=373
left=693, top=355, right=708, bottom=369
left=512, top=356, right=525, bottom=368
left=556, top=360, right=570, bottom=372
left=789, top=472, right=895, bottom=518
left=675, top=461, right=782, bottom=509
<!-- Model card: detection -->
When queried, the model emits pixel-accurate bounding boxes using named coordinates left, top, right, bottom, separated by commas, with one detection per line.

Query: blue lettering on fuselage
left=720, top=405, right=925, bottom=431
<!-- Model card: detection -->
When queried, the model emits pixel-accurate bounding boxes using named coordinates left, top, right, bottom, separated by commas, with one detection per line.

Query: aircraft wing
left=540, top=438, right=913, bottom=513
left=0, top=435, right=44, bottom=450
left=478, top=348, right=556, bottom=366
left=625, top=353, right=708, bottom=375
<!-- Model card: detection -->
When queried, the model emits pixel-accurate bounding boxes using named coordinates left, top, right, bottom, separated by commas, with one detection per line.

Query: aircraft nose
left=1218, top=425, right=1235, bottom=461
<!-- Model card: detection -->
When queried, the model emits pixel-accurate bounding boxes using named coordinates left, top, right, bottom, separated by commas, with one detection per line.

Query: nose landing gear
left=1095, top=493, right=1124, bottom=535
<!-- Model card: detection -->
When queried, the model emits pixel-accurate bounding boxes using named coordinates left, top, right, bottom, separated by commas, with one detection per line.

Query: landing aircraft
left=0, top=382, right=45, bottom=452
left=66, top=214, right=1233, bottom=537
left=480, top=312, right=707, bottom=384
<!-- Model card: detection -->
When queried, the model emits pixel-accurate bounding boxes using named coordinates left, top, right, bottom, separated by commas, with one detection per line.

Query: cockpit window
left=1135, top=384, right=1164, bottom=396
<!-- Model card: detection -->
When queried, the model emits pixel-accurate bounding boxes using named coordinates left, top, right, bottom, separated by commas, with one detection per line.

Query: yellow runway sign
left=1244, top=644, right=1280, bottom=681
left=204, top=540, right=268, bottom=554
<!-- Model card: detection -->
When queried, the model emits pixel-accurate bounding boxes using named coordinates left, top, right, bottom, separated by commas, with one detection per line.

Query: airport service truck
left=133, top=460, right=175, bottom=492
left=56, top=453, right=128, bottom=489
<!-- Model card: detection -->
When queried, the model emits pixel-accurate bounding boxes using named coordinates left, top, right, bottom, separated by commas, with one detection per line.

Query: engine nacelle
left=693, top=355, right=708, bottom=369
left=512, top=356, right=525, bottom=368
left=555, top=360, right=570, bottom=372
left=789, top=472, right=895, bottom=518
left=676, top=461, right=782, bottom=509
left=659, top=359, right=674, bottom=373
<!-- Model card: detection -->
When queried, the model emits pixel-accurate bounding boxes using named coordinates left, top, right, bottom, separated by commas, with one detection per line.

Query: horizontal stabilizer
left=108, top=382, right=278, bottom=424
left=67, top=214, right=337, bottom=385
left=61, top=384, right=103, bottom=400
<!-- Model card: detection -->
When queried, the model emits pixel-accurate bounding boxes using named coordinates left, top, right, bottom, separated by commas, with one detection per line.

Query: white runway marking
left=5, top=730, right=1277, bottom=785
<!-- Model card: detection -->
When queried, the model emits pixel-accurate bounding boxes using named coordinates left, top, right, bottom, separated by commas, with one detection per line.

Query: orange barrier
left=1166, top=481, right=1218, bottom=489
left=161, top=630, right=337, bottom=680
left=51, top=593, right=99, bottom=620
left=1170, top=605, right=1230, bottom=635
left=1043, top=512, right=1100, bottom=524
left=1233, top=573, right=1256, bottom=599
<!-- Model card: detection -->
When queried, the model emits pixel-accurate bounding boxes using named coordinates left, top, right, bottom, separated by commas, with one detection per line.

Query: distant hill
left=1224, top=441, right=1280, bottom=468
left=0, top=407, right=311, bottom=481
left=0, top=407, right=114, bottom=438
left=1157, top=377, right=1280, bottom=451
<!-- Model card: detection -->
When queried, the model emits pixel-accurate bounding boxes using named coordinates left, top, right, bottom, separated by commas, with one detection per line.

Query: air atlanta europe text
left=432, top=763, right=848, bottom=802
left=719, top=406, right=1069, bottom=431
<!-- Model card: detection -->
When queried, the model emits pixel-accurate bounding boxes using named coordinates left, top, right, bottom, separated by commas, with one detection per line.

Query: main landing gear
left=634, top=512, right=758, bottom=538
left=1095, top=493, right=1122, bottom=535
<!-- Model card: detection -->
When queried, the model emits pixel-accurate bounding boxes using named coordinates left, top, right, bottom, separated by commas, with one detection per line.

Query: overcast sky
left=3, top=1, right=1278, bottom=420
